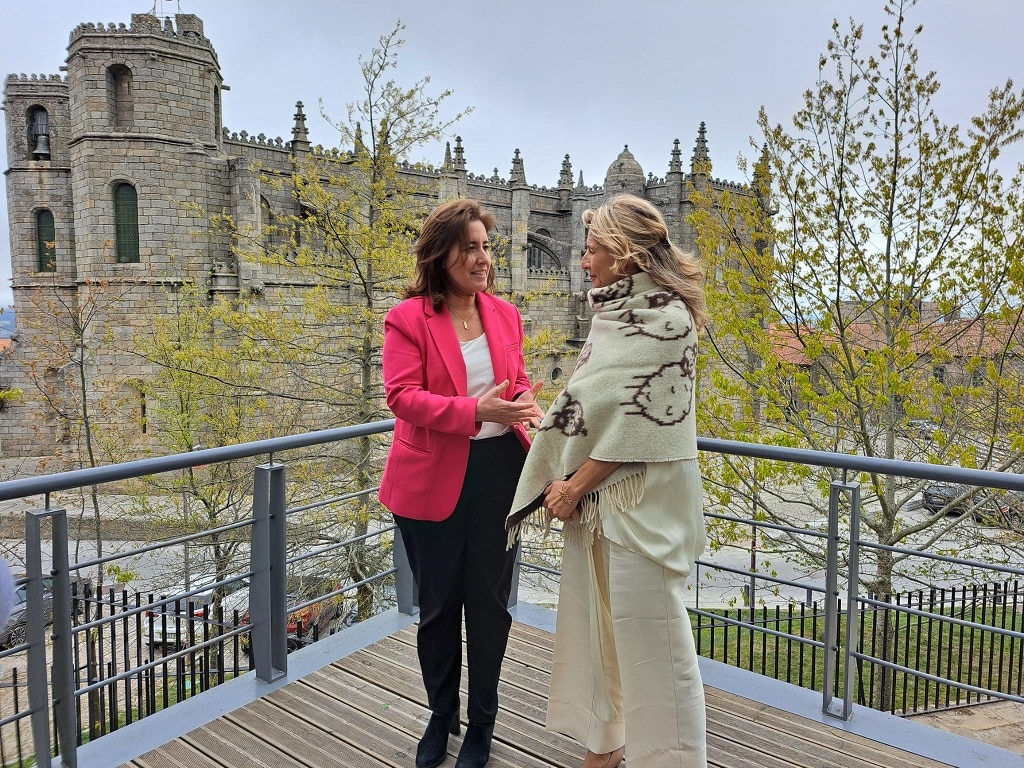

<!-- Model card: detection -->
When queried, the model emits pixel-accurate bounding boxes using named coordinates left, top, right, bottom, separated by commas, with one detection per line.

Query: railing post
left=822, top=480, right=860, bottom=720
left=393, top=526, right=417, bottom=616
left=25, top=510, right=52, bottom=768
left=250, top=462, right=287, bottom=681
left=49, top=508, right=77, bottom=767
left=508, top=541, right=521, bottom=609
left=843, top=482, right=862, bottom=720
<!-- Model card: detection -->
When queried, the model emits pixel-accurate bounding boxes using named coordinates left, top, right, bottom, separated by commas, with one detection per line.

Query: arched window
left=527, top=241, right=560, bottom=270
left=27, top=106, right=51, bottom=160
left=114, top=183, right=140, bottom=263
left=36, top=209, right=56, bottom=272
left=107, top=64, right=134, bottom=128
left=260, top=196, right=282, bottom=250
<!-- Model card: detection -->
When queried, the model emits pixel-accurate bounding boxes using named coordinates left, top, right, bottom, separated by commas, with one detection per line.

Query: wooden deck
left=121, top=621, right=953, bottom=768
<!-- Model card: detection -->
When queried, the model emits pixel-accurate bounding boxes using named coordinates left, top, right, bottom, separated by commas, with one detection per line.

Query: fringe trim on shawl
left=506, top=470, right=646, bottom=550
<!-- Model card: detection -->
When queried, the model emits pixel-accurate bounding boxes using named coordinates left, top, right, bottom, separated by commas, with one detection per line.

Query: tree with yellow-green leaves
left=11, top=278, right=147, bottom=586
left=689, top=0, right=1024, bottom=653
left=170, top=22, right=474, bottom=620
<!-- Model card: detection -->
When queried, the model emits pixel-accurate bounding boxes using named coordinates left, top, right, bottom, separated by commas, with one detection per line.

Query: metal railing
left=2, top=421, right=405, bottom=768
left=4, top=423, right=1024, bottom=765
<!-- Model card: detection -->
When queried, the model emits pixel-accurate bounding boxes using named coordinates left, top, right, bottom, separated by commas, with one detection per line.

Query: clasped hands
left=544, top=480, right=580, bottom=523
left=476, top=380, right=545, bottom=429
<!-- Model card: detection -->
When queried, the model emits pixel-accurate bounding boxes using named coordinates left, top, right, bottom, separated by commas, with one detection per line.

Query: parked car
left=144, top=576, right=249, bottom=651
left=990, top=489, right=1024, bottom=527
left=239, top=586, right=343, bottom=655
left=921, top=483, right=1001, bottom=522
left=0, top=577, right=54, bottom=649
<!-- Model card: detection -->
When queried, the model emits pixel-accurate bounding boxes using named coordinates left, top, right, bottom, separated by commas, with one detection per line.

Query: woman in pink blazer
left=380, top=198, right=543, bottom=768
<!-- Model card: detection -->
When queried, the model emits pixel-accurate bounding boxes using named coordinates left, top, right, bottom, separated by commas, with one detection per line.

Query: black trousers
left=394, top=431, right=525, bottom=725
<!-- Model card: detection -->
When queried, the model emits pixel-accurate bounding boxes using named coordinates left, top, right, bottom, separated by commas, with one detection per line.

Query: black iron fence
left=692, top=578, right=1024, bottom=716
left=0, top=578, right=352, bottom=768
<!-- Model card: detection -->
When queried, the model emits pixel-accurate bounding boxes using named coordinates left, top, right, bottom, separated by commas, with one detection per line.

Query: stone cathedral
left=2, top=12, right=753, bottom=458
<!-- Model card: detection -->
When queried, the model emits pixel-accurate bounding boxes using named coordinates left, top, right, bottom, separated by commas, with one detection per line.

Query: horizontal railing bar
left=703, top=510, right=830, bottom=540
left=288, top=569, right=398, bottom=616
left=687, top=607, right=828, bottom=648
left=284, top=524, right=397, bottom=567
left=70, top=518, right=255, bottom=573
left=849, top=651, right=1024, bottom=705
left=0, top=420, right=395, bottom=501
left=698, top=559, right=830, bottom=595
left=285, top=486, right=379, bottom=516
left=698, top=437, right=1024, bottom=491
left=854, top=538, right=1024, bottom=579
left=857, top=595, right=1024, bottom=639
left=72, top=630, right=250, bottom=697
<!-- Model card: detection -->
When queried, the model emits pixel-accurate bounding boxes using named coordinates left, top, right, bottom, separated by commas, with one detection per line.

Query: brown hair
left=405, top=198, right=497, bottom=308
left=582, top=194, right=709, bottom=330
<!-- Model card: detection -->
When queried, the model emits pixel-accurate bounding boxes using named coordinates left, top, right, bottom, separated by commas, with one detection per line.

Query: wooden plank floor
left=124, top=622, right=950, bottom=768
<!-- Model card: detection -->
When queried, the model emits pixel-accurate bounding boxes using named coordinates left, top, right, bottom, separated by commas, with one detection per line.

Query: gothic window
left=214, top=86, right=222, bottom=140
left=260, top=196, right=282, bottom=250
left=527, top=241, right=560, bottom=270
left=36, top=209, right=56, bottom=272
left=107, top=64, right=134, bottom=128
left=114, top=183, right=140, bottom=263
left=27, top=106, right=50, bottom=160
left=933, top=366, right=946, bottom=384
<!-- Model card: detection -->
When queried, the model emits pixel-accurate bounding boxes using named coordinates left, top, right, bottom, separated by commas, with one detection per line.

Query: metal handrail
left=7, top=420, right=1024, bottom=765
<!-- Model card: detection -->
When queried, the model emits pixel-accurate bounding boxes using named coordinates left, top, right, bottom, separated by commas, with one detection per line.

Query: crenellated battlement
left=6, top=74, right=67, bottom=84
left=222, top=127, right=288, bottom=150
left=69, top=13, right=208, bottom=47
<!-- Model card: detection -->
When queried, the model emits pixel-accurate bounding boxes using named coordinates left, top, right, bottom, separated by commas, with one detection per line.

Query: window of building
left=114, top=183, right=140, bottom=263
left=933, top=366, right=945, bottom=384
left=27, top=106, right=51, bottom=160
left=107, top=64, right=134, bottom=128
left=527, top=241, right=560, bottom=270
left=36, top=209, right=56, bottom=272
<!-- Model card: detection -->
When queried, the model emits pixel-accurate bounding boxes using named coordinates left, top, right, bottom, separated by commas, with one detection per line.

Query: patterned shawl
left=506, top=271, right=699, bottom=547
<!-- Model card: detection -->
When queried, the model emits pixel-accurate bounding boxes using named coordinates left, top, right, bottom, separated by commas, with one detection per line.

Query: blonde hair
left=582, top=194, right=708, bottom=330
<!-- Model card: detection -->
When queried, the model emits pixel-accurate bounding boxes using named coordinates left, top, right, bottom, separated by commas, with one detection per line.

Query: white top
left=461, top=334, right=509, bottom=440
left=600, top=458, right=707, bottom=577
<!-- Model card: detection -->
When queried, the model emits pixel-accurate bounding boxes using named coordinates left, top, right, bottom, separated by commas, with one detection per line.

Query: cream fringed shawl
left=506, top=271, right=699, bottom=548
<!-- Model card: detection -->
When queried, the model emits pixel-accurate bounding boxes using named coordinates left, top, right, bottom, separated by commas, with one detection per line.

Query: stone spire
left=443, top=141, right=453, bottom=172
left=510, top=148, right=527, bottom=186
left=453, top=136, right=466, bottom=171
left=753, top=143, right=777, bottom=214
left=690, top=122, right=710, bottom=176
left=557, top=154, right=573, bottom=211
left=669, top=138, right=683, bottom=174
left=290, top=101, right=310, bottom=155
left=559, top=154, right=573, bottom=188
left=354, top=121, right=366, bottom=156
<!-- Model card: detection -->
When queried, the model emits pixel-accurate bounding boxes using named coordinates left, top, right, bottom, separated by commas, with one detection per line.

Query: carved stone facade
left=2, top=12, right=753, bottom=457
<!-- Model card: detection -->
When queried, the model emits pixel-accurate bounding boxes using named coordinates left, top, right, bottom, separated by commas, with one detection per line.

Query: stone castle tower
left=2, top=11, right=753, bottom=458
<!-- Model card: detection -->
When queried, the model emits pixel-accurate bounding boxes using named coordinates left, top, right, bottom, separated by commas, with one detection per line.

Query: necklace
left=449, top=305, right=475, bottom=330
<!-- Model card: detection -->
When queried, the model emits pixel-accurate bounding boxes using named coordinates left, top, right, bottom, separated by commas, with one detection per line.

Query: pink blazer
left=379, top=292, right=533, bottom=521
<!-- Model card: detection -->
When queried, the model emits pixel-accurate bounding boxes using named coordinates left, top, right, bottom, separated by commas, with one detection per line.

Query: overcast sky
left=2, top=0, right=1023, bottom=308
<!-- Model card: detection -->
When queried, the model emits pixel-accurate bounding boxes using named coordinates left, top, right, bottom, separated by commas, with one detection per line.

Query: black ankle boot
left=416, top=712, right=460, bottom=768
left=454, top=722, right=494, bottom=768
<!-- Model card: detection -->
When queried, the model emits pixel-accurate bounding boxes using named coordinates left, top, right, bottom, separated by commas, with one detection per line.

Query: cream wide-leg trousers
left=546, top=534, right=707, bottom=768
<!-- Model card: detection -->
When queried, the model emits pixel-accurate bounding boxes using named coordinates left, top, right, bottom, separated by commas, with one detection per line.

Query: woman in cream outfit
left=508, top=194, right=708, bottom=768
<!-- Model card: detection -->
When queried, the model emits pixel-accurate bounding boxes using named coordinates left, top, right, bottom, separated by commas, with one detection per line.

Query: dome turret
left=604, top=145, right=645, bottom=196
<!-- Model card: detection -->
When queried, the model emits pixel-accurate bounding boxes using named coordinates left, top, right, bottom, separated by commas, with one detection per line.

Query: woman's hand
left=543, top=480, right=580, bottom=523
left=515, top=380, right=546, bottom=428
left=476, top=380, right=545, bottom=427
